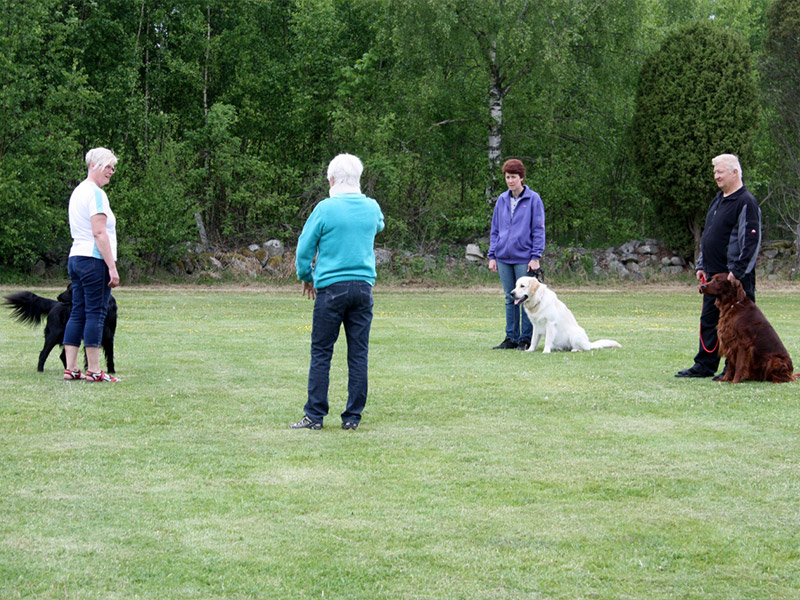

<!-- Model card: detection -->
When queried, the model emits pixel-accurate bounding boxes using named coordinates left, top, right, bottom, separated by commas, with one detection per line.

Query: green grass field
left=1, top=285, right=799, bottom=599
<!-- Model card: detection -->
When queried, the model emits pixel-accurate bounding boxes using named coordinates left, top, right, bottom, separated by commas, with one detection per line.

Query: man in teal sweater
left=292, top=154, right=385, bottom=430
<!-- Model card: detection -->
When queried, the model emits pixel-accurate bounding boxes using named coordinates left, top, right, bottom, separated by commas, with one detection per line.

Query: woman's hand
left=488, top=259, right=497, bottom=273
left=108, top=265, right=120, bottom=288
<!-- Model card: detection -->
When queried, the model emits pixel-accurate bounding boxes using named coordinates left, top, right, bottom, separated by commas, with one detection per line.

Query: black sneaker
left=675, top=365, right=714, bottom=378
left=493, top=338, right=518, bottom=350
left=342, top=421, right=359, bottom=431
left=290, top=416, right=322, bottom=430
left=516, top=339, right=531, bottom=351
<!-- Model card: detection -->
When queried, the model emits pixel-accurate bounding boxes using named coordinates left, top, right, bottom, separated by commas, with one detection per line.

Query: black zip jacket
left=696, top=185, right=761, bottom=280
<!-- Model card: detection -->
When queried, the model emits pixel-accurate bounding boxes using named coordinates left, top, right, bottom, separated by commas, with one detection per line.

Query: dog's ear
left=57, top=285, right=73, bottom=304
left=732, top=277, right=747, bottom=301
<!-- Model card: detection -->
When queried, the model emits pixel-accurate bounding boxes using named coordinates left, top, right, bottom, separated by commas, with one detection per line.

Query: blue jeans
left=305, top=281, right=374, bottom=425
left=497, top=261, right=533, bottom=343
left=64, top=256, right=111, bottom=348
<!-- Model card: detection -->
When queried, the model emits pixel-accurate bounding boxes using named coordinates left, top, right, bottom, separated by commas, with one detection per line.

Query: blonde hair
left=712, top=153, right=742, bottom=179
left=85, top=147, right=118, bottom=171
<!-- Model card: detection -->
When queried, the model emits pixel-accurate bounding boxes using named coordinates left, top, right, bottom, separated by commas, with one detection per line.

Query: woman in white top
left=62, top=147, right=120, bottom=382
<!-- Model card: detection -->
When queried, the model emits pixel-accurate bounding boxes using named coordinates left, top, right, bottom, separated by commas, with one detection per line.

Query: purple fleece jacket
left=488, top=186, right=545, bottom=263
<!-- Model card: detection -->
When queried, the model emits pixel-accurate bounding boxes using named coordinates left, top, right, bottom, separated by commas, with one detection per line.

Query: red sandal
left=84, top=371, right=119, bottom=383
left=63, top=369, right=83, bottom=381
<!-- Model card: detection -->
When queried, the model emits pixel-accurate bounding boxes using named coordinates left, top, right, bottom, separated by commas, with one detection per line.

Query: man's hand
left=302, top=281, right=316, bottom=299
left=488, top=259, right=497, bottom=273
left=696, top=269, right=707, bottom=283
left=727, top=271, right=739, bottom=283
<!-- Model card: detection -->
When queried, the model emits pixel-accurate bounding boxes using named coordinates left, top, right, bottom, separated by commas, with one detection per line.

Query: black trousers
left=693, top=271, right=756, bottom=373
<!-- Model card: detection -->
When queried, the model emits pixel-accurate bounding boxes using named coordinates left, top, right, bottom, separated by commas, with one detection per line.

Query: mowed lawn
left=1, top=285, right=799, bottom=599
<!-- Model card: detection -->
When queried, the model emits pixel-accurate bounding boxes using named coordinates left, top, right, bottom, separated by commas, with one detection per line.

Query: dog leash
left=529, top=268, right=545, bottom=283
left=697, top=273, right=719, bottom=354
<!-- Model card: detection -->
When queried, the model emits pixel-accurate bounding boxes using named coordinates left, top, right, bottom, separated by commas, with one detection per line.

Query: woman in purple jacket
left=488, top=159, right=546, bottom=350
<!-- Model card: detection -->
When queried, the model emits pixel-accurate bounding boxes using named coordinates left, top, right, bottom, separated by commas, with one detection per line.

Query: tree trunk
left=196, top=5, right=211, bottom=248
left=195, top=211, right=209, bottom=248
left=486, top=39, right=503, bottom=204
left=690, top=218, right=703, bottom=263
left=795, top=221, right=800, bottom=274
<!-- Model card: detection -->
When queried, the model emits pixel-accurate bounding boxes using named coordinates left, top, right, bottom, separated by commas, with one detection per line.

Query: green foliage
left=761, top=0, right=800, bottom=240
left=0, top=1, right=93, bottom=269
left=632, top=20, right=760, bottom=257
left=112, top=134, right=195, bottom=268
left=0, top=0, right=778, bottom=277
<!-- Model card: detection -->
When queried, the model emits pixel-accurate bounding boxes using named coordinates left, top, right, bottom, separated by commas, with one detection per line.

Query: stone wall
left=161, top=238, right=798, bottom=282
left=466, top=239, right=798, bottom=281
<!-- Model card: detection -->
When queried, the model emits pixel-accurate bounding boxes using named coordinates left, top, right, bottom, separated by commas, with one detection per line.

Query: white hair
left=712, top=153, right=742, bottom=179
left=85, top=147, right=118, bottom=171
left=327, top=153, right=363, bottom=187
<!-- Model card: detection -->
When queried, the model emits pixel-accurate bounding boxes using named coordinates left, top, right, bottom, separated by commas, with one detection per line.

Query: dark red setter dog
left=700, top=273, right=796, bottom=383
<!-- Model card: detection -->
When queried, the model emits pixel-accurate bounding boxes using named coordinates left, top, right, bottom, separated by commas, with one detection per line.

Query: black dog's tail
left=3, top=292, right=60, bottom=327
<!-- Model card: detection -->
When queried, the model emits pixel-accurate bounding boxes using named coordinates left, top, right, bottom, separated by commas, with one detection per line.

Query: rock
left=263, top=240, right=284, bottom=257
left=374, top=248, right=393, bottom=266
left=227, top=256, right=262, bottom=278
left=661, top=265, right=684, bottom=275
left=465, top=244, right=484, bottom=261
left=254, top=248, right=268, bottom=265
left=266, top=255, right=283, bottom=269
left=609, top=260, right=630, bottom=278
left=31, top=260, right=46, bottom=276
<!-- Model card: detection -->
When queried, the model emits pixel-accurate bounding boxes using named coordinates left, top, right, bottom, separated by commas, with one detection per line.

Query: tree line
left=1, top=0, right=797, bottom=276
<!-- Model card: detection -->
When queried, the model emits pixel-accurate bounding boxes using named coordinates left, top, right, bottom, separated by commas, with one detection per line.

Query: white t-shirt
left=68, top=180, right=117, bottom=261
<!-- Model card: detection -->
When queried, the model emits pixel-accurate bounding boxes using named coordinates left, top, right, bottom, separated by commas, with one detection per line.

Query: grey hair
left=85, top=147, right=118, bottom=171
left=326, top=153, right=363, bottom=187
left=712, top=153, right=742, bottom=179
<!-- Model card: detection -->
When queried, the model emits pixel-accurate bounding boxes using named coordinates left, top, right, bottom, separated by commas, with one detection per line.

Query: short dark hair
left=502, top=159, right=526, bottom=180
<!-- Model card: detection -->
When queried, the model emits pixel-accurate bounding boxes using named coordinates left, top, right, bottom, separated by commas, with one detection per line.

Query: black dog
left=4, top=284, right=116, bottom=373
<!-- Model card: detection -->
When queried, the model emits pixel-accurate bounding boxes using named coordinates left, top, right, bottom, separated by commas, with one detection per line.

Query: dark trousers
left=694, top=271, right=756, bottom=373
left=305, top=280, right=373, bottom=425
left=64, top=256, right=111, bottom=348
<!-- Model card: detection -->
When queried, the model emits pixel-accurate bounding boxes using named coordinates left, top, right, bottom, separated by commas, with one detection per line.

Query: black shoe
left=675, top=365, right=714, bottom=378
left=516, top=339, right=531, bottom=351
left=493, top=338, right=518, bottom=350
left=290, top=416, right=322, bottom=430
left=342, top=421, right=359, bottom=430
left=712, top=371, right=726, bottom=381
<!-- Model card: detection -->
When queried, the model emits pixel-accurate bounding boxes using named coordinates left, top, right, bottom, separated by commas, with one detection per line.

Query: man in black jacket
left=676, top=154, right=761, bottom=379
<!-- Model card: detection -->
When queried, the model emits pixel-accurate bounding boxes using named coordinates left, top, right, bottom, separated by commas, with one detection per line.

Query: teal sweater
left=296, top=193, right=385, bottom=289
